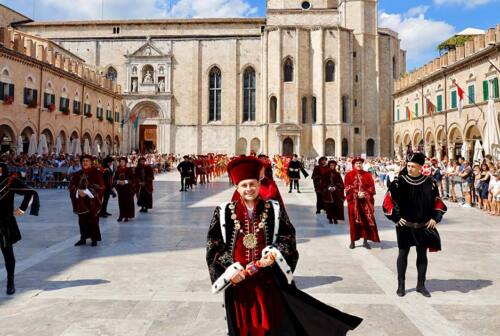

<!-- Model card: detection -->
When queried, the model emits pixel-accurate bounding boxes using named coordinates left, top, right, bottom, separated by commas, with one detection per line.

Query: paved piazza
left=0, top=172, right=499, bottom=336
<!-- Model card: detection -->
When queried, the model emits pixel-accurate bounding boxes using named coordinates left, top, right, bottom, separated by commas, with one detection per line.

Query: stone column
left=448, top=143, right=455, bottom=160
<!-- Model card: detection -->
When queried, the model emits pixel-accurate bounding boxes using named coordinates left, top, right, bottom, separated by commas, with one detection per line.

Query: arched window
left=106, top=67, right=117, bottom=82
left=243, top=67, right=256, bottom=122
left=341, top=138, right=348, bottom=157
left=342, top=95, right=349, bottom=123
left=269, top=96, right=277, bottom=123
left=325, top=60, right=335, bottom=82
left=311, top=96, right=317, bottom=124
left=283, top=57, right=294, bottom=82
left=209, top=67, right=222, bottom=122
left=302, top=97, right=307, bottom=124
left=367, top=138, right=375, bottom=157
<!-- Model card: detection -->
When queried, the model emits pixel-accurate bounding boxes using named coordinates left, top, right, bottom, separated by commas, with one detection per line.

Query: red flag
left=453, top=79, right=465, bottom=117
left=406, top=106, right=413, bottom=121
left=426, top=97, right=436, bottom=116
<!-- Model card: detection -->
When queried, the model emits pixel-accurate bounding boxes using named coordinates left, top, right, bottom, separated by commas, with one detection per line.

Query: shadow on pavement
left=294, top=275, right=343, bottom=290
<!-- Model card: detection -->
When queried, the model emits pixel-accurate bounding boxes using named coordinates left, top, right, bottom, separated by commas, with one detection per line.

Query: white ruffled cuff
left=262, top=246, right=293, bottom=284
left=211, top=262, right=244, bottom=294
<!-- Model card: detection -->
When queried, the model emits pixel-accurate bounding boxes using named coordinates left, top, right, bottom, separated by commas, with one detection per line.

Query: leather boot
left=6, top=275, right=15, bottom=295
left=396, top=279, right=405, bottom=297
left=416, top=280, right=431, bottom=298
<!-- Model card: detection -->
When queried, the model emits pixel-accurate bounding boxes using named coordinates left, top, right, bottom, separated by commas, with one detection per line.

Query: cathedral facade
left=16, top=0, right=405, bottom=157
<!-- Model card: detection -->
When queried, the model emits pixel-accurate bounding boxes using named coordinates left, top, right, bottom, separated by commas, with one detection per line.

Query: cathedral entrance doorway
left=139, top=125, right=157, bottom=153
left=283, top=137, right=294, bottom=156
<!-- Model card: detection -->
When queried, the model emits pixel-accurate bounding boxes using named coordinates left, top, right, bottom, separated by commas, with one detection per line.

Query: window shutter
left=468, top=85, right=475, bottom=104
left=0, top=82, right=4, bottom=100
left=415, top=103, right=418, bottom=116
left=493, top=77, right=499, bottom=99
left=437, top=95, right=442, bottom=112
left=24, top=88, right=30, bottom=104
left=451, top=91, right=457, bottom=109
left=483, top=80, right=489, bottom=101
left=33, top=89, right=38, bottom=104
left=8, top=84, right=14, bottom=98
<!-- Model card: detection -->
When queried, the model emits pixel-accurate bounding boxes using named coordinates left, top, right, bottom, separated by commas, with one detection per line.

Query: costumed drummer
left=383, top=152, right=447, bottom=297
left=206, top=156, right=362, bottom=336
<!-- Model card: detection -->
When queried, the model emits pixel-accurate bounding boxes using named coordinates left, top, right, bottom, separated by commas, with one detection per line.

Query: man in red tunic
left=344, top=157, right=380, bottom=249
left=207, top=156, right=362, bottom=335
left=70, top=155, right=105, bottom=247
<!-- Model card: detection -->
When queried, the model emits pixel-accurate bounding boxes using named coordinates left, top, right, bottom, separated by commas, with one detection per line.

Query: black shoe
left=99, top=214, right=108, bottom=218
left=334, top=220, right=338, bottom=224
left=297, top=190, right=301, bottom=193
left=416, top=282, right=431, bottom=297
left=288, top=190, right=292, bottom=193
left=143, top=209, right=148, bottom=213
left=328, top=219, right=333, bottom=224
left=74, top=239, right=86, bottom=246
left=315, top=211, right=321, bottom=214
left=105, top=212, right=112, bottom=216
left=397, top=279, right=406, bottom=297
left=117, top=218, right=123, bottom=222
left=6, top=276, right=15, bottom=295
left=124, top=218, right=129, bottom=222
left=179, top=189, right=185, bottom=192
left=349, top=242, right=355, bottom=249
left=363, top=241, right=371, bottom=250
left=91, top=241, right=98, bottom=247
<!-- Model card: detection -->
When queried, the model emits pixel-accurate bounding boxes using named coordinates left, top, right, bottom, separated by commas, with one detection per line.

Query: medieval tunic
left=207, top=197, right=362, bottom=336
left=312, top=164, right=329, bottom=212
left=344, top=169, right=380, bottom=243
left=287, top=160, right=308, bottom=181
left=321, top=169, right=345, bottom=222
left=383, top=174, right=447, bottom=251
left=0, top=174, right=40, bottom=247
left=114, top=166, right=136, bottom=219
left=135, top=164, right=154, bottom=209
left=70, top=167, right=105, bottom=242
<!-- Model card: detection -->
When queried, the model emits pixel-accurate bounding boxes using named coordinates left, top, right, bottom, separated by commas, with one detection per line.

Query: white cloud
left=34, top=0, right=258, bottom=20
left=169, top=0, right=258, bottom=18
left=433, top=0, right=492, bottom=9
left=379, top=8, right=456, bottom=70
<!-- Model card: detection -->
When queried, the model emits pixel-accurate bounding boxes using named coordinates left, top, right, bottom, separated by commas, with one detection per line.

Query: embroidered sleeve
left=206, top=207, right=233, bottom=284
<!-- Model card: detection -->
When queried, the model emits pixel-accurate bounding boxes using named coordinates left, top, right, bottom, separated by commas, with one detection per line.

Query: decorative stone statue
left=132, top=79, right=138, bottom=92
left=132, top=66, right=137, bottom=75
left=143, top=71, right=153, bottom=84
left=158, top=79, right=165, bottom=92
left=159, top=66, right=164, bottom=74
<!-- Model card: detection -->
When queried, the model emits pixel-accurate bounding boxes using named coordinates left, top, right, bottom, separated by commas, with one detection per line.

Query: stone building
left=0, top=22, right=123, bottom=155
left=12, top=0, right=405, bottom=157
left=393, top=25, right=500, bottom=161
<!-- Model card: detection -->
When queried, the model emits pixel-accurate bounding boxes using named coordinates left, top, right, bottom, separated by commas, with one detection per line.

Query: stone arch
left=283, top=56, right=294, bottom=82
left=464, top=123, right=483, bottom=140
left=250, top=138, right=261, bottom=154
left=106, top=65, right=118, bottom=82
left=94, top=133, right=104, bottom=155
left=325, top=59, right=335, bottom=82
left=114, top=135, right=120, bottom=154
left=0, top=66, right=12, bottom=83
left=236, top=138, right=247, bottom=155
left=412, top=130, right=423, bottom=150
left=105, top=135, right=113, bottom=154
left=325, top=138, right=335, bottom=156
left=129, top=99, right=164, bottom=119
left=21, top=126, right=35, bottom=153
left=448, top=124, right=464, bottom=159
left=70, top=130, right=79, bottom=140
left=41, top=128, right=54, bottom=150
left=0, top=124, right=16, bottom=154
left=25, top=75, right=36, bottom=89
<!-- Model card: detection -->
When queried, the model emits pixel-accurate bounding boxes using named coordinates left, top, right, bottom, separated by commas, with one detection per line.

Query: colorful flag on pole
left=129, top=111, right=141, bottom=129
left=406, top=106, right=413, bottom=121
left=133, top=112, right=141, bottom=129
left=426, top=97, right=436, bottom=116
left=453, top=79, right=465, bottom=117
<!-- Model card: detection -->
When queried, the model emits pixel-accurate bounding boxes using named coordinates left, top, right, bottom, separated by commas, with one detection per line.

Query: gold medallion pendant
left=243, top=233, right=258, bottom=249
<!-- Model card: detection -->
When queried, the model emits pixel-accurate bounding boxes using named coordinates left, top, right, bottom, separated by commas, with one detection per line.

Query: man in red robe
left=344, top=157, right=380, bottom=249
left=312, top=157, right=329, bottom=214
left=70, top=155, right=105, bottom=247
left=321, top=160, right=345, bottom=224
left=114, top=157, right=136, bottom=222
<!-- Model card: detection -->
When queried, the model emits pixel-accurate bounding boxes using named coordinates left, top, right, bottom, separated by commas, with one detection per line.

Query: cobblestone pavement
left=0, top=172, right=499, bottom=336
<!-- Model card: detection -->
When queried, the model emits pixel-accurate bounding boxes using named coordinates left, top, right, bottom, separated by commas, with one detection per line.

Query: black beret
left=408, top=152, right=426, bottom=166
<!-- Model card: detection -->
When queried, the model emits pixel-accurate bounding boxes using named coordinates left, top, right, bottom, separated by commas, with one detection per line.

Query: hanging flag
left=453, top=79, right=465, bottom=117
left=426, top=97, right=436, bottom=116
left=129, top=110, right=138, bottom=124
left=406, top=106, right=413, bottom=121
left=133, top=112, right=141, bottom=129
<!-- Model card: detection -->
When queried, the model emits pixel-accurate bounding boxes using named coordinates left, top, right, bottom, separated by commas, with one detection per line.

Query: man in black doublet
left=383, top=153, right=447, bottom=298
left=287, top=154, right=309, bottom=193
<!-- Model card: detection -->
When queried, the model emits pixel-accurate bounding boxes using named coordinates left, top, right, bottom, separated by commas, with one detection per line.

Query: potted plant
left=27, top=100, right=38, bottom=108
left=62, top=107, right=70, bottom=115
left=85, top=112, right=93, bottom=118
left=106, top=116, right=114, bottom=123
left=3, top=96, right=14, bottom=105
left=48, top=103, right=56, bottom=112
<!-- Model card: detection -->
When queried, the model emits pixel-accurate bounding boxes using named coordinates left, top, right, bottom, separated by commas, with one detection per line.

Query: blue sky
left=2, top=0, right=499, bottom=69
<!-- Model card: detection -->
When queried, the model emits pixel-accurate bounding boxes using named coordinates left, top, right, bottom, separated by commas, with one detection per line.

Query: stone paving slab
left=0, top=172, right=499, bottom=335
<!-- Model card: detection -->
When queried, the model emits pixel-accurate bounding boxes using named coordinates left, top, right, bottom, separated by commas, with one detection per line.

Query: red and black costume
left=135, top=159, right=154, bottom=212
left=321, top=162, right=345, bottom=224
left=99, top=157, right=116, bottom=218
left=0, top=163, right=39, bottom=295
left=383, top=153, right=447, bottom=297
left=344, top=158, right=380, bottom=245
left=207, top=156, right=362, bottom=336
left=114, top=161, right=136, bottom=221
left=311, top=158, right=329, bottom=214
left=69, top=158, right=105, bottom=245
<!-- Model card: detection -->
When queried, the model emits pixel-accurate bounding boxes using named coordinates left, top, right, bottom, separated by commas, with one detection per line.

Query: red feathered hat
left=227, top=156, right=263, bottom=185
left=352, top=157, right=365, bottom=165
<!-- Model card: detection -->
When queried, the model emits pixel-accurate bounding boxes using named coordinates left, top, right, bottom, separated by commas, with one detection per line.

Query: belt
left=402, top=221, right=426, bottom=229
